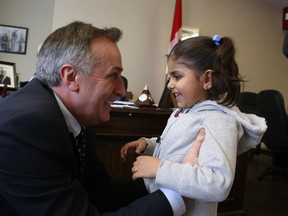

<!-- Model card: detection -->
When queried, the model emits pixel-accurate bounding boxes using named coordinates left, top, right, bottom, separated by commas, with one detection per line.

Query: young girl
left=121, top=35, right=267, bottom=216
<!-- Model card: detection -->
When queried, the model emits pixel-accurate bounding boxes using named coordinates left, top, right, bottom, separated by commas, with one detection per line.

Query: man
left=0, top=68, right=3, bottom=83
left=0, top=21, right=202, bottom=215
left=0, top=69, right=11, bottom=85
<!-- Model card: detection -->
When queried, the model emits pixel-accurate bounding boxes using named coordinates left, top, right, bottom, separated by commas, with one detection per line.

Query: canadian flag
left=168, top=0, right=182, bottom=55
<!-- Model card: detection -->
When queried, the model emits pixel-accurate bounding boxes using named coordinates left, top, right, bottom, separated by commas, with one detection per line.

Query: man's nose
left=117, top=77, right=127, bottom=97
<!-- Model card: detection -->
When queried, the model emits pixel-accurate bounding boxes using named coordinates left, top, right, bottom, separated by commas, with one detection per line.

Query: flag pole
left=166, top=0, right=182, bottom=79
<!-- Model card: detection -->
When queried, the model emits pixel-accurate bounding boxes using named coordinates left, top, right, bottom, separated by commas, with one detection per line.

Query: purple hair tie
left=213, top=34, right=221, bottom=46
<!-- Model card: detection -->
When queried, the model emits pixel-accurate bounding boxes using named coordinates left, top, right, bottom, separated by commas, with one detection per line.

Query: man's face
left=76, top=38, right=126, bottom=125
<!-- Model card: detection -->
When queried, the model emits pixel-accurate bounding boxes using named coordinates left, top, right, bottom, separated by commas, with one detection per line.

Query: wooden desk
left=95, top=107, right=248, bottom=216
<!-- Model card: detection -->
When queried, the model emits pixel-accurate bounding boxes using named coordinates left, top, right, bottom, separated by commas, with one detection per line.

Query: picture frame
left=0, top=61, right=17, bottom=89
left=0, top=24, right=28, bottom=55
left=181, top=26, right=199, bottom=40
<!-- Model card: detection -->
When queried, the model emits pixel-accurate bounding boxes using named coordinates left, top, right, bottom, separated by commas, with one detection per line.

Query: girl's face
left=167, top=58, right=210, bottom=108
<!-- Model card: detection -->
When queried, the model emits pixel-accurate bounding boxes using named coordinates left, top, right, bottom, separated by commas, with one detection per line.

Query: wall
left=184, top=0, right=288, bottom=105
left=0, top=0, right=55, bottom=82
left=52, top=0, right=288, bottom=105
left=52, top=0, right=175, bottom=103
left=0, top=0, right=287, bottom=107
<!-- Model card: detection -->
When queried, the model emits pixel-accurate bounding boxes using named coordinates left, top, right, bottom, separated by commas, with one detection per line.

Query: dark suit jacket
left=0, top=78, right=173, bottom=216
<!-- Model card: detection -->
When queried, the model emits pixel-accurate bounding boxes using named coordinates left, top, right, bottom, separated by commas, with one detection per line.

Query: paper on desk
left=111, top=101, right=139, bottom=109
left=111, top=104, right=139, bottom=109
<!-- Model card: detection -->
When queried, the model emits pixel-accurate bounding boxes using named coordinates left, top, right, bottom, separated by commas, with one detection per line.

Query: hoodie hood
left=187, top=100, right=267, bottom=155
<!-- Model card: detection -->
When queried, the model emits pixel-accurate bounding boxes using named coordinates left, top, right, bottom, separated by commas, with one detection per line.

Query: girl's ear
left=60, top=64, right=79, bottom=91
left=202, top=69, right=213, bottom=90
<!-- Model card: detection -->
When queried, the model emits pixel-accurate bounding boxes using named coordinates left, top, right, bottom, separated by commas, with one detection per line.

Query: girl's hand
left=131, top=156, right=160, bottom=180
left=130, top=128, right=205, bottom=181
left=120, top=139, right=147, bottom=161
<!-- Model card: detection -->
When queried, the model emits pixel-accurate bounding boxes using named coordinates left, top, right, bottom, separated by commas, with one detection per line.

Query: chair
left=237, top=91, right=259, bottom=115
left=236, top=92, right=268, bottom=159
left=257, top=89, right=288, bottom=180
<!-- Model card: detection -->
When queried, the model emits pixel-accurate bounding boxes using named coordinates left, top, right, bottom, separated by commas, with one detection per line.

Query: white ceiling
left=260, top=0, right=288, bottom=8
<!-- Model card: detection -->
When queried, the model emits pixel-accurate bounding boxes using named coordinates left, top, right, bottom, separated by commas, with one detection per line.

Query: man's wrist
left=160, top=187, right=186, bottom=216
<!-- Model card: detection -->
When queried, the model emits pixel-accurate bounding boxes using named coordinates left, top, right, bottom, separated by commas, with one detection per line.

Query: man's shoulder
left=0, top=79, right=60, bottom=120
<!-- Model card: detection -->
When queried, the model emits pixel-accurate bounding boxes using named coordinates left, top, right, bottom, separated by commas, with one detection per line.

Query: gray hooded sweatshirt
left=143, top=100, right=267, bottom=216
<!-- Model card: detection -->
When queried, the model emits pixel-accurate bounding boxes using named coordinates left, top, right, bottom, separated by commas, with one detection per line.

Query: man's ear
left=202, top=69, right=213, bottom=90
left=60, top=64, right=79, bottom=91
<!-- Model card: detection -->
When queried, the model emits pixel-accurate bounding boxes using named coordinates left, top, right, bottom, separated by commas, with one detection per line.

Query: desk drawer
left=95, top=108, right=171, bottom=137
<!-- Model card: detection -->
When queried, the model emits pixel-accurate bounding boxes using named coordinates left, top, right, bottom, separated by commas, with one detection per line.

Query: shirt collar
left=53, top=92, right=81, bottom=138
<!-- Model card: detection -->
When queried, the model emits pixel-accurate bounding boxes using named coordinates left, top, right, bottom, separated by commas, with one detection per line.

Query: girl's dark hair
left=168, top=36, right=244, bottom=107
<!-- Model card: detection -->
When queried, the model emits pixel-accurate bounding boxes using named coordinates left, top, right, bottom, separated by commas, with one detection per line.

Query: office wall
left=52, top=0, right=175, bottom=103
left=0, top=0, right=287, bottom=106
left=52, top=0, right=288, bottom=105
left=184, top=0, right=288, bottom=105
left=0, top=0, right=55, bottom=81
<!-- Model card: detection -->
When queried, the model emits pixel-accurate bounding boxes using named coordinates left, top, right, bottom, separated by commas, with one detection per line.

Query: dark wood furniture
left=0, top=85, right=8, bottom=97
left=95, top=107, right=248, bottom=216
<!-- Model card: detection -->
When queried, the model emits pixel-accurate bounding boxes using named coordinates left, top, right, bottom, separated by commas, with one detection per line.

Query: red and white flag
left=168, top=0, right=182, bottom=55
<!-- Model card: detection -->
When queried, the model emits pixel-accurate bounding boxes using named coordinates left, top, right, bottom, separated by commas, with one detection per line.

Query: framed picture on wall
left=0, top=61, right=17, bottom=89
left=0, top=24, right=28, bottom=55
left=181, top=26, right=199, bottom=40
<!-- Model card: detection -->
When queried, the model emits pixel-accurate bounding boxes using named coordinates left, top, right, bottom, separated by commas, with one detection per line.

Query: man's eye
left=110, top=73, right=119, bottom=80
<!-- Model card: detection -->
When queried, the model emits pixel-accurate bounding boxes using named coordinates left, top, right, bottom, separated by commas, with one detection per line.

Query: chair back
left=237, top=91, right=259, bottom=115
left=258, top=90, right=288, bottom=151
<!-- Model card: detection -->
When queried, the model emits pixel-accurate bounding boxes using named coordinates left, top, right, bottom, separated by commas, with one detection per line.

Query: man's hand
left=182, top=128, right=205, bottom=204
left=182, top=128, right=205, bottom=165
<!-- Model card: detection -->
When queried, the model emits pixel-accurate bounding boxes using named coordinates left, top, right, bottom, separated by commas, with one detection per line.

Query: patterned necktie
left=75, top=127, right=87, bottom=182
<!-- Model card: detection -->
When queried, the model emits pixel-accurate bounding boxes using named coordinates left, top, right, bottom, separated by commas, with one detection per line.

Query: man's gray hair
left=35, top=21, right=122, bottom=87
